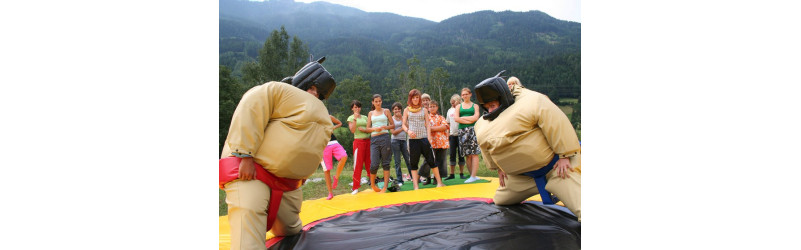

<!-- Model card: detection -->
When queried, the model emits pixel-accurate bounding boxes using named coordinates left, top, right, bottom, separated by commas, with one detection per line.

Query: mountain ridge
left=219, top=0, right=580, bottom=101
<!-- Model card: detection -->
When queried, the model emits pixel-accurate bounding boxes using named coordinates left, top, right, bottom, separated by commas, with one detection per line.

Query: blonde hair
left=421, top=93, right=431, bottom=100
left=450, top=94, right=462, bottom=104
left=507, top=76, right=521, bottom=88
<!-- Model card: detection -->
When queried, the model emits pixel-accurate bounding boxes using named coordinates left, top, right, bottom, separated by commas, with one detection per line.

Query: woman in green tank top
left=452, top=88, right=482, bottom=183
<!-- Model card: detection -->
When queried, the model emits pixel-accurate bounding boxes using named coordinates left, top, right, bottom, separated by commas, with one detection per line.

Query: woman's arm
left=330, top=115, right=342, bottom=130
left=460, top=104, right=481, bottom=124
left=402, top=108, right=415, bottom=139
left=391, top=116, right=403, bottom=135
left=424, top=108, right=432, bottom=138
left=430, top=115, right=448, bottom=132
left=366, top=111, right=375, bottom=132
left=383, top=109, right=395, bottom=131
left=348, top=119, right=356, bottom=134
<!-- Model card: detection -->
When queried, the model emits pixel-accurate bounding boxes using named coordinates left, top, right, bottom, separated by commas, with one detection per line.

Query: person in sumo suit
left=220, top=57, right=337, bottom=249
left=473, top=71, right=581, bottom=221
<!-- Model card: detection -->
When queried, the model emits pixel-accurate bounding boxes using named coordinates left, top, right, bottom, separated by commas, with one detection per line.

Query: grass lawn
left=219, top=154, right=498, bottom=216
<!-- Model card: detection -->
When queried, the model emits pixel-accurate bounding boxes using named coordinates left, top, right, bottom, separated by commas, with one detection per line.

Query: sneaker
left=332, top=178, right=338, bottom=189
left=327, top=193, right=334, bottom=200
left=351, top=189, right=359, bottom=195
left=444, top=174, right=455, bottom=180
left=460, top=173, right=466, bottom=179
left=464, top=176, right=479, bottom=183
left=360, top=177, right=368, bottom=184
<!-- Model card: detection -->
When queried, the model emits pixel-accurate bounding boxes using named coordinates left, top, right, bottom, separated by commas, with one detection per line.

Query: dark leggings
left=408, top=139, right=437, bottom=171
left=448, top=135, right=465, bottom=166
left=433, top=148, right=448, bottom=177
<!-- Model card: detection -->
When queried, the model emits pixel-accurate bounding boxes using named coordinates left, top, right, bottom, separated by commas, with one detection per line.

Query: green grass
left=558, top=106, right=573, bottom=117
left=219, top=154, right=498, bottom=216
left=559, top=98, right=579, bottom=104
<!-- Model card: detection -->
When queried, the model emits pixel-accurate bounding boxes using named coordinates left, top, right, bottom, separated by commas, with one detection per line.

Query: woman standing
left=452, top=88, right=482, bottom=183
left=347, top=100, right=371, bottom=195
left=390, top=102, right=412, bottom=184
left=366, top=94, right=395, bottom=193
left=427, top=100, right=450, bottom=183
left=323, top=115, right=348, bottom=200
left=402, top=89, right=445, bottom=190
left=444, top=94, right=466, bottom=180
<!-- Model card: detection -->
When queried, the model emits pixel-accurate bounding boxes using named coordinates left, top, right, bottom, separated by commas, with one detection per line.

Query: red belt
left=219, top=157, right=304, bottom=231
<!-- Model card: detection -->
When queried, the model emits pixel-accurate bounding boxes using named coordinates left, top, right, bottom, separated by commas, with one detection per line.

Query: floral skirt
left=458, top=126, right=481, bottom=156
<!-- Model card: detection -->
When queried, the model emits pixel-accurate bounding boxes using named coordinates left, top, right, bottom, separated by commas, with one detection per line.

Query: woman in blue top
left=366, top=94, right=395, bottom=193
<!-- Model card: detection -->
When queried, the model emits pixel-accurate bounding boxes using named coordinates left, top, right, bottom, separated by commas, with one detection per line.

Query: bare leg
left=463, top=156, right=473, bottom=179
left=470, top=155, right=479, bottom=178
left=324, top=170, right=334, bottom=200
left=411, top=170, right=420, bottom=190
left=324, top=170, right=332, bottom=194
left=433, top=167, right=446, bottom=187
left=333, top=156, right=348, bottom=189
left=380, top=170, right=390, bottom=193
left=370, top=172, right=381, bottom=192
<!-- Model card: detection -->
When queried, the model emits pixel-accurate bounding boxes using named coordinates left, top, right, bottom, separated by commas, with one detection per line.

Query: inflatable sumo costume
left=220, top=57, right=336, bottom=249
left=473, top=71, right=582, bottom=221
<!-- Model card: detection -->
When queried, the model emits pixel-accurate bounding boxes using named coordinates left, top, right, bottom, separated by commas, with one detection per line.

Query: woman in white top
left=366, top=94, right=395, bottom=193
left=402, top=89, right=445, bottom=190
left=444, top=94, right=466, bottom=180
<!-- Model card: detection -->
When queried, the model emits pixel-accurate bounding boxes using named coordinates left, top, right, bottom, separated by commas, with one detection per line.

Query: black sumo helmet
left=474, top=70, right=515, bottom=121
left=282, top=57, right=336, bottom=100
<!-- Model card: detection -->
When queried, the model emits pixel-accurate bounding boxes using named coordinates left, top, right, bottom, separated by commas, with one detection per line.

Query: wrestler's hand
left=498, top=169, right=507, bottom=187
left=238, top=157, right=257, bottom=181
left=554, top=158, right=573, bottom=179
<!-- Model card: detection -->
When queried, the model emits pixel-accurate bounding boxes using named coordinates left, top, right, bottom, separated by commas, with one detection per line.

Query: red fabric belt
left=219, top=157, right=303, bottom=231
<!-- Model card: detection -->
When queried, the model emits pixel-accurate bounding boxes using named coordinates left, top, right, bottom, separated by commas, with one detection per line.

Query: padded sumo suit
left=221, top=58, right=335, bottom=250
left=474, top=74, right=581, bottom=221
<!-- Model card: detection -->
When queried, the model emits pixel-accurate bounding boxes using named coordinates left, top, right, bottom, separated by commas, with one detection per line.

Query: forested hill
left=219, top=0, right=580, bottom=103
left=220, top=0, right=435, bottom=43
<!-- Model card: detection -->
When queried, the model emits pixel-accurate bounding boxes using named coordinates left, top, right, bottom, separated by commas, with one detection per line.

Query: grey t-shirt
left=391, top=116, right=407, bottom=140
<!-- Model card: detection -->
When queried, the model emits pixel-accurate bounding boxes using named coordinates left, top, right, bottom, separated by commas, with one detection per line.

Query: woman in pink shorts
left=322, top=115, right=349, bottom=200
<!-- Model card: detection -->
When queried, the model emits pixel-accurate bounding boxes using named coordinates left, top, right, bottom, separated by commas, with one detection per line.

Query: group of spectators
left=325, top=88, right=487, bottom=194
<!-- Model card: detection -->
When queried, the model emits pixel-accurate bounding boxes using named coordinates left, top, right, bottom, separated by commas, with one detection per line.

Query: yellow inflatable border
left=219, top=177, right=560, bottom=249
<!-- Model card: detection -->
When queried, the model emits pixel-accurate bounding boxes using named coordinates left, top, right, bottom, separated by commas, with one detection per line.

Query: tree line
left=220, top=27, right=581, bottom=155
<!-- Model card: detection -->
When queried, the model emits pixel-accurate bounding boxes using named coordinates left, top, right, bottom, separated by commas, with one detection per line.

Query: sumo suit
left=220, top=58, right=335, bottom=249
left=473, top=72, right=581, bottom=221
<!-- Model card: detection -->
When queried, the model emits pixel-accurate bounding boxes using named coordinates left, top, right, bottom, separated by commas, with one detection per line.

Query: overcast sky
left=292, top=0, right=581, bottom=23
